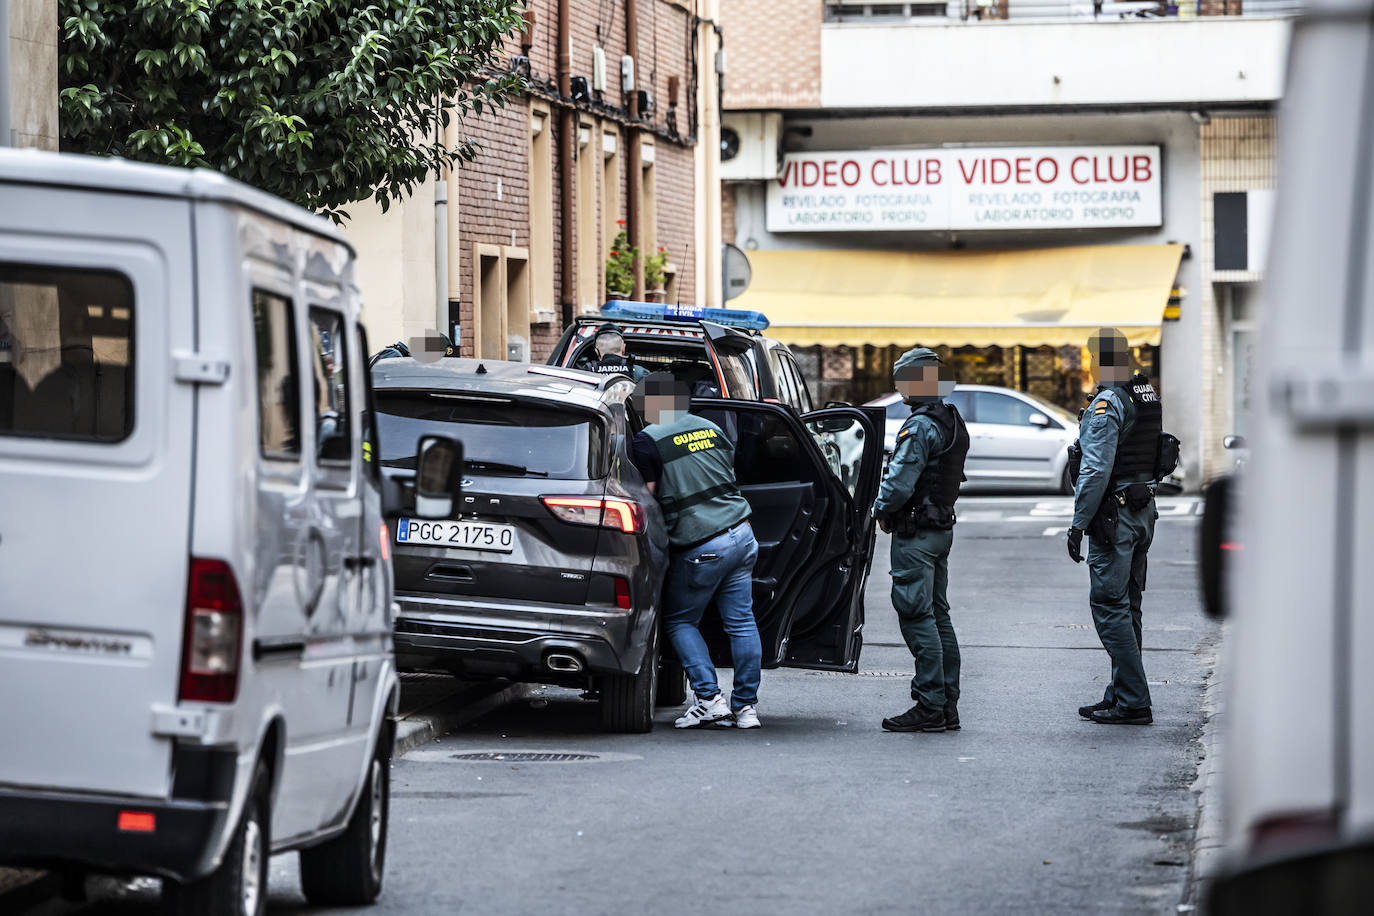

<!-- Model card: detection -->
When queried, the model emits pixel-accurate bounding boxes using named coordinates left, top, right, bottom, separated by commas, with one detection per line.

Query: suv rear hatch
left=376, top=391, right=609, bottom=605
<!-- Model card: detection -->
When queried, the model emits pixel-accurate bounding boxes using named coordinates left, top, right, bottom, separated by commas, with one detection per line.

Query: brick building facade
left=349, top=0, right=711, bottom=363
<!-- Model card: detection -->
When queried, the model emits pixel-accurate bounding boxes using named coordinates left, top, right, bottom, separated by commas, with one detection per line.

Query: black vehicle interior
left=568, top=334, right=755, bottom=399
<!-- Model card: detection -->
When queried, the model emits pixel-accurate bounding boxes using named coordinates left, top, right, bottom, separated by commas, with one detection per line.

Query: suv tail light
left=541, top=496, right=643, bottom=534
left=179, top=558, right=244, bottom=703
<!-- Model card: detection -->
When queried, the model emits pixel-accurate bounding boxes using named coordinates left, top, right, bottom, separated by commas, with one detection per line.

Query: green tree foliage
left=59, top=0, right=526, bottom=219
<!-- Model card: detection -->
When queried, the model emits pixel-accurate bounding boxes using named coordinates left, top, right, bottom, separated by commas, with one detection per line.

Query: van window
left=309, top=308, right=352, bottom=465
left=0, top=264, right=134, bottom=443
left=251, top=290, right=301, bottom=458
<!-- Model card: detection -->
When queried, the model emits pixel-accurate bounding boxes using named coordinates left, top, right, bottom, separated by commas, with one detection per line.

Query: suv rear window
left=0, top=264, right=134, bottom=442
left=375, top=394, right=605, bottom=480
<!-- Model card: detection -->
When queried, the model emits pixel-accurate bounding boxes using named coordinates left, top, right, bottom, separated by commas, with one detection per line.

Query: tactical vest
left=898, top=400, right=970, bottom=527
left=646, top=414, right=751, bottom=548
left=590, top=355, right=632, bottom=377
left=1110, top=373, right=1162, bottom=483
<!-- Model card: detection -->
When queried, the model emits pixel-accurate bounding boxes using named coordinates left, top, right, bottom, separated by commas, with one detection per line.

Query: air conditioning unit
left=719, top=112, right=783, bottom=182
left=592, top=46, right=606, bottom=93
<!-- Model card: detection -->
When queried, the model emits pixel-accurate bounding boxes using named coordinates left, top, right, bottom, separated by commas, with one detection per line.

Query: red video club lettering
left=1071, top=156, right=1090, bottom=184
left=1015, top=157, right=1032, bottom=184
left=822, top=160, right=837, bottom=186
left=927, top=159, right=942, bottom=185
left=841, top=160, right=861, bottom=186
left=1036, top=157, right=1059, bottom=183
left=958, top=158, right=980, bottom=184
left=1133, top=155, right=1153, bottom=182
left=800, top=160, right=820, bottom=186
left=780, top=161, right=795, bottom=187
left=871, top=159, right=888, bottom=186
left=989, top=158, right=1011, bottom=184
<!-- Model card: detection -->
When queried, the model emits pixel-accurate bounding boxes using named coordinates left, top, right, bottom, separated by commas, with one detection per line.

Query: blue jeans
left=662, top=522, right=761, bottom=710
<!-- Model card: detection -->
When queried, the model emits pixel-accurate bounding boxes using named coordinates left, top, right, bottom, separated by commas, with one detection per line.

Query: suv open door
left=689, top=399, right=885, bottom=671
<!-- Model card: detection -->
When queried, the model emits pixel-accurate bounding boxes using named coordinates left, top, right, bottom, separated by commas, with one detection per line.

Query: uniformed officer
left=630, top=373, right=761, bottom=729
left=1067, top=328, right=1162, bottom=726
left=589, top=323, right=649, bottom=382
left=872, top=348, right=970, bottom=734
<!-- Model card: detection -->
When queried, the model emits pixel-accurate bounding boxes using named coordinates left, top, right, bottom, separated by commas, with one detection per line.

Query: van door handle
left=343, top=555, right=377, bottom=571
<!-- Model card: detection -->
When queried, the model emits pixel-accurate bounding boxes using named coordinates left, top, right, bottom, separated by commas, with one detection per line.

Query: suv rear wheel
left=299, top=723, right=391, bottom=905
left=599, top=621, right=659, bottom=733
left=163, top=761, right=270, bottom=916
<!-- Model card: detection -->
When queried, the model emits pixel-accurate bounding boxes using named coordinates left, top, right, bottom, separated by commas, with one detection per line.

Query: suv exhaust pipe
left=545, top=653, right=583, bottom=673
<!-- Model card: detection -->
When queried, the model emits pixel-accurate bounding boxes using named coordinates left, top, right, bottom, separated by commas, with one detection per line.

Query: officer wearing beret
left=589, top=323, right=649, bottom=382
left=1067, top=328, right=1162, bottom=726
left=872, top=348, right=970, bottom=734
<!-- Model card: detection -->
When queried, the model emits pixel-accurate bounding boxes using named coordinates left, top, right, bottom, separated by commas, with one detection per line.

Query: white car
left=866, top=385, right=1078, bottom=493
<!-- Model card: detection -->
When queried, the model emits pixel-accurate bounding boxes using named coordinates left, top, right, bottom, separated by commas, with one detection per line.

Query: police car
left=547, top=301, right=816, bottom=414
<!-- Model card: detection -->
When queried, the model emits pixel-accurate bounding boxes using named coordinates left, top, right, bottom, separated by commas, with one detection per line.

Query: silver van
left=0, top=150, right=415, bottom=915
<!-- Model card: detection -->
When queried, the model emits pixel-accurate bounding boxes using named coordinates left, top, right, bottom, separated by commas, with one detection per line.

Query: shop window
left=529, top=104, right=554, bottom=315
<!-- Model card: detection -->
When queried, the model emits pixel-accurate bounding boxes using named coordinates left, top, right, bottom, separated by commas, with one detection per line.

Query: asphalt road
left=26, top=495, right=1218, bottom=916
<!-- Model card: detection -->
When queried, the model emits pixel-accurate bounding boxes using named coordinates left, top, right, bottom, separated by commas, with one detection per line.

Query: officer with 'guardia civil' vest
left=872, top=347, right=970, bottom=734
left=631, top=373, right=762, bottom=730
left=1066, top=327, right=1170, bottom=726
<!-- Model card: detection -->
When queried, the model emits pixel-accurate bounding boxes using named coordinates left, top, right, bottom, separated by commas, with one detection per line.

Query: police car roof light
left=600, top=300, right=770, bottom=331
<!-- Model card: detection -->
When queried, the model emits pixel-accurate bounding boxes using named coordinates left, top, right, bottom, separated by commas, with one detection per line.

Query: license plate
left=395, top=518, right=516, bottom=552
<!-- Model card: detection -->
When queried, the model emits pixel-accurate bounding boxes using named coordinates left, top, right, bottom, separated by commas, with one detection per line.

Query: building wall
left=348, top=0, right=701, bottom=364
left=4, top=0, right=58, bottom=150
left=720, top=0, right=822, bottom=110
left=1198, top=113, right=1276, bottom=482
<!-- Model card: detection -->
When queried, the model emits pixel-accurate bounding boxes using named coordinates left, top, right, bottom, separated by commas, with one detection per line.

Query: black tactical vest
left=590, top=355, right=632, bottom=376
left=899, top=401, right=971, bottom=522
left=1110, top=373, right=1162, bottom=482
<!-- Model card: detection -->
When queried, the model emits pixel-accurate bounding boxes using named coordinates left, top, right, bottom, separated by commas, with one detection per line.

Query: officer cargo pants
left=1087, top=497, right=1158, bottom=711
left=890, top=527, right=960, bottom=711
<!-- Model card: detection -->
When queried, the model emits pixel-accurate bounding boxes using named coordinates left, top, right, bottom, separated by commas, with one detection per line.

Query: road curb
left=393, top=679, right=531, bottom=758
left=1185, top=628, right=1228, bottom=909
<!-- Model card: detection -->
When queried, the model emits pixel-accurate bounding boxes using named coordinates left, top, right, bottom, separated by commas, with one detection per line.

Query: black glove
left=1066, top=527, right=1084, bottom=563
left=877, top=516, right=894, bottom=534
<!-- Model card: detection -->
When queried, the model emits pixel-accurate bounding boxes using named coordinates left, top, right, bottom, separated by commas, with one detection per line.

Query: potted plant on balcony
left=644, top=245, right=669, bottom=303
left=605, top=226, right=637, bottom=300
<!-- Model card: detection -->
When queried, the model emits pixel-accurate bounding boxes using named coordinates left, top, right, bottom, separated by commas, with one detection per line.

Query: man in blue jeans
left=631, top=373, right=762, bottom=729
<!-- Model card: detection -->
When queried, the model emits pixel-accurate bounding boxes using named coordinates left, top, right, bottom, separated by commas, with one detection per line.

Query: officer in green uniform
left=631, top=373, right=762, bottom=729
left=1067, top=328, right=1163, bottom=726
left=872, top=348, right=970, bottom=734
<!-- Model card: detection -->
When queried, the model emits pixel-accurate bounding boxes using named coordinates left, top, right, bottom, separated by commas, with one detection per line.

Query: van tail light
left=541, top=496, right=643, bottom=534
left=179, top=558, right=244, bottom=703
left=614, top=577, right=632, bottom=610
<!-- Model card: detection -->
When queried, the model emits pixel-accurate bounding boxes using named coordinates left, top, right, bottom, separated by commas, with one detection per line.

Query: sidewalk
left=0, top=674, right=526, bottom=911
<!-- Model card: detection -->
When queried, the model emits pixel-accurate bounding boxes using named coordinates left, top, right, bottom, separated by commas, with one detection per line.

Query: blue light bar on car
left=601, top=300, right=770, bottom=331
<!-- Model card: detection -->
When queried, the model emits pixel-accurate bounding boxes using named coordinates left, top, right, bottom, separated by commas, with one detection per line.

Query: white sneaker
left=675, top=695, right=732, bottom=728
left=728, top=706, right=761, bottom=729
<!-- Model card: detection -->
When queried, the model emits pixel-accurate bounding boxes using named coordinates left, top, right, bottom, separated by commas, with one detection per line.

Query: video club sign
left=765, top=145, right=1163, bottom=232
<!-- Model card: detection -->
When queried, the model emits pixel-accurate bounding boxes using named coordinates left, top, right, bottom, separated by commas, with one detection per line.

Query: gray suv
left=371, top=358, right=887, bottom=733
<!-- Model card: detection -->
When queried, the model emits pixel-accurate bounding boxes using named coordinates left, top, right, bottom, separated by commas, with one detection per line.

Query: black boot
left=1090, top=705, right=1153, bottom=725
left=882, top=703, right=946, bottom=733
left=1078, top=700, right=1112, bottom=720
left=943, top=702, right=960, bottom=731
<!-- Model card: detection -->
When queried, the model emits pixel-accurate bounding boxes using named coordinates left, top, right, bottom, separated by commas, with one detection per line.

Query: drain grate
left=806, top=670, right=909, bottom=678
left=451, top=751, right=600, bottom=763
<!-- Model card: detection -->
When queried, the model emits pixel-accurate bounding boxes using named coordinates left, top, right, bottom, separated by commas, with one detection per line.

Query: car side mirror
left=414, top=436, right=464, bottom=519
left=1028, top=412, right=1051, bottom=428
left=1223, top=434, right=1247, bottom=450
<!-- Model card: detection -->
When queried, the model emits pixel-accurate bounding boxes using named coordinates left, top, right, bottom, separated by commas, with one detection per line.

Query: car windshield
left=375, top=393, right=604, bottom=480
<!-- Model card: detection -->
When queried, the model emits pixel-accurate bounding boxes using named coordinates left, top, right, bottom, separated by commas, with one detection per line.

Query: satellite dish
left=720, top=127, right=741, bottom=162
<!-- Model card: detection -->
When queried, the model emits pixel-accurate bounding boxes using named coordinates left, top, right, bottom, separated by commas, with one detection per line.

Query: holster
left=1123, top=482, right=1153, bottom=511
left=1088, top=494, right=1119, bottom=544
left=1067, top=440, right=1083, bottom=487
left=895, top=503, right=955, bottom=536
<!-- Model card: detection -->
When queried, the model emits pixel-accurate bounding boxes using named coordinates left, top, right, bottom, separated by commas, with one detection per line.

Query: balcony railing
left=822, top=0, right=1305, bottom=23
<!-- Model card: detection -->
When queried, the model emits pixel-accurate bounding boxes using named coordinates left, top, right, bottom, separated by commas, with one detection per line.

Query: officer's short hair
left=640, top=372, right=686, bottom=399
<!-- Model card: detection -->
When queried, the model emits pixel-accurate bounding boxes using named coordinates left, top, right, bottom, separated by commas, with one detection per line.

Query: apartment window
left=529, top=104, right=554, bottom=317
left=577, top=120, right=601, bottom=313
left=602, top=129, right=621, bottom=256
left=640, top=139, right=658, bottom=289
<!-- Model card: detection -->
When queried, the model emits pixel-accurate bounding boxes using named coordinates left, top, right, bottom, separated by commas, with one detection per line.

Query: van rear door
left=0, top=188, right=195, bottom=798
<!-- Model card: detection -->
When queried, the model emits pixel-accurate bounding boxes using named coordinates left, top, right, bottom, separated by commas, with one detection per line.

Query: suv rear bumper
left=0, top=786, right=229, bottom=882
left=393, top=595, right=642, bottom=679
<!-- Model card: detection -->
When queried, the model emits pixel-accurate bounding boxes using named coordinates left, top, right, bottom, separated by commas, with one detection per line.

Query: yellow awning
left=733, top=244, right=1184, bottom=349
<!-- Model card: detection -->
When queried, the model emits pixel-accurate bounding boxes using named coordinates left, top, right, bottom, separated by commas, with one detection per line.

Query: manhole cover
left=451, top=752, right=598, bottom=763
